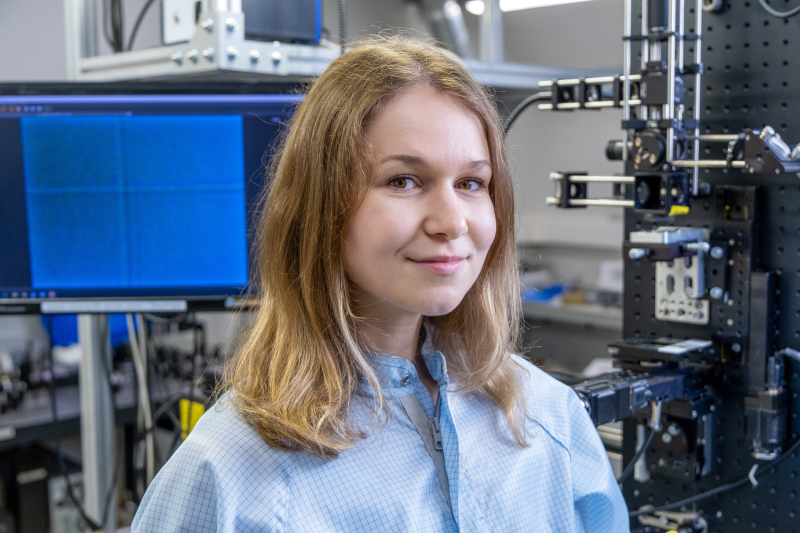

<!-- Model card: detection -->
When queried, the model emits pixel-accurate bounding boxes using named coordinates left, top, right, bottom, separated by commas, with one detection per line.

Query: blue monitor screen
left=0, top=93, right=301, bottom=312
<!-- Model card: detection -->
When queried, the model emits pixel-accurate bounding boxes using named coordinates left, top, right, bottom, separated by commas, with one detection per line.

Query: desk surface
left=522, top=302, right=623, bottom=331
left=0, top=379, right=183, bottom=452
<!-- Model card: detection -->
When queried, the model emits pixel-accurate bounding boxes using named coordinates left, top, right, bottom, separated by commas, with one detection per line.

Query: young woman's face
left=343, top=84, right=497, bottom=320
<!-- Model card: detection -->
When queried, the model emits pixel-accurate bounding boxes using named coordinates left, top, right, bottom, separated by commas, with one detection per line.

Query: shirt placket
left=368, top=350, right=464, bottom=529
left=436, top=377, right=460, bottom=528
left=420, top=352, right=462, bottom=530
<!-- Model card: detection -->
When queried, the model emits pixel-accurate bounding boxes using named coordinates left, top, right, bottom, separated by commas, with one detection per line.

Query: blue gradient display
left=19, top=115, right=247, bottom=289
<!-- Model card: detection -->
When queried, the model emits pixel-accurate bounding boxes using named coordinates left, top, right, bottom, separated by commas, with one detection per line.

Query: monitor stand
left=78, top=314, right=116, bottom=532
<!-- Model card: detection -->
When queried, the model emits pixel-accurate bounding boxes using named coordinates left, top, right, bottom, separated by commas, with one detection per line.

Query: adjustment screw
left=668, top=425, right=681, bottom=436
left=710, top=246, right=724, bottom=259
left=710, top=286, right=723, bottom=299
left=186, top=49, right=198, bottom=62
left=225, top=17, right=237, bottom=30
left=271, top=51, right=283, bottom=63
left=202, top=48, right=214, bottom=60
left=200, top=18, right=214, bottom=32
left=695, top=301, right=703, bottom=309
left=693, top=312, right=704, bottom=319
left=170, top=51, right=183, bottom=64
left=732, top=343, right=742, bottom=353
left=629, top=248, right=647, bottom=260
left=684, top=287, right=693, bottom=296
left=250, top=50, right=261, bottom=62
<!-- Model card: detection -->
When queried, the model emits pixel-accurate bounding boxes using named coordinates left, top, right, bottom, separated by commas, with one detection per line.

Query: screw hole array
left=623, top=3, right=800, bottom=525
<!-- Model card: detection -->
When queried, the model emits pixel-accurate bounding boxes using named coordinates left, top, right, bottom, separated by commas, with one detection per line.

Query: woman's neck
left=360, top=313, right=424, bottom=362
left=360, top=313, right=439, bottom=405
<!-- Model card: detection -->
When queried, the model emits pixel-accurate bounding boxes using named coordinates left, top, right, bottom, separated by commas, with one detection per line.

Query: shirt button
left=400, top=375, right=410, bottom=386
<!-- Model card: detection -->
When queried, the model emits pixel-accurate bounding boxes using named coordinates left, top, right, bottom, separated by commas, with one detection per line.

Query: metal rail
left=550, top=174, right=637, bottom=183
left=537, top=74, right=641, bottom=87
left=538, top=99, right=642, bottom=110
left=671, top=160, right=746, bottom=168
left=546, top=197, right=636, bottom=207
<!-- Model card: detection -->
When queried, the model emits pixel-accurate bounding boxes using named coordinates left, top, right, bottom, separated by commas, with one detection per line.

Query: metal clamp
left=546, top=172, right=635, bottom=208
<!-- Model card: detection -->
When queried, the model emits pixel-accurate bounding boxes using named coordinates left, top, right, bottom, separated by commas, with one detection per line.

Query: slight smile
left=408, top=256, right=466, bottom=275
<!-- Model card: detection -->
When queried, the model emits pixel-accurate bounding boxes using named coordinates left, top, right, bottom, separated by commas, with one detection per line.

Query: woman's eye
left=389, top=177, right=415, bottom=189
left=456, top=179, right=482, bottom=191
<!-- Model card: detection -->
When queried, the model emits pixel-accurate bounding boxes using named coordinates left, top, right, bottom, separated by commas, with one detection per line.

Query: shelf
left=71, top=11, right=613, bottom=92
left=521, top=301, right=623, bottom=331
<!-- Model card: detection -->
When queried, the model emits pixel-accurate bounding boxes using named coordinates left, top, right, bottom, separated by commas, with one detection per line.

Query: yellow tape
left=668, top=205, right=690, bottom=216
left=180, top=399, right=205, bottom=440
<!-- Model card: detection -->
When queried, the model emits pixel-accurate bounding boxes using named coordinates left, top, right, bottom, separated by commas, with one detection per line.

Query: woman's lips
left=408, top=256, right=465, bottom=274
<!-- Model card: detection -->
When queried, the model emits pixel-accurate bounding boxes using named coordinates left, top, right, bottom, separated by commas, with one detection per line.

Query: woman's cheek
left=472, top=201, right=498, bottom=255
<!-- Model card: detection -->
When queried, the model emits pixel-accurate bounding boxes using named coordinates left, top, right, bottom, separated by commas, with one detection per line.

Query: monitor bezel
left=0, top=81, right=305, bottom=315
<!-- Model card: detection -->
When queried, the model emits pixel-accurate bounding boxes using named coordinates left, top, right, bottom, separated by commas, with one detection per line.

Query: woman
left=132, top=36, right=628, bottom=532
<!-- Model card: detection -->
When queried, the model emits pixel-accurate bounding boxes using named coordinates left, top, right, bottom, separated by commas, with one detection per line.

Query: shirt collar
left=357, top=325, right=449, bottom=396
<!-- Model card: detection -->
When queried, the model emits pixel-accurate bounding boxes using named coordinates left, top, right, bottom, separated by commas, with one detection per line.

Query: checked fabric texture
left=133, top=339, right=629, bottom=533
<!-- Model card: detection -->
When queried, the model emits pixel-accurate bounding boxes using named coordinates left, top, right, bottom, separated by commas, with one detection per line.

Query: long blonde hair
left=224, top=35, right=527, bottom=458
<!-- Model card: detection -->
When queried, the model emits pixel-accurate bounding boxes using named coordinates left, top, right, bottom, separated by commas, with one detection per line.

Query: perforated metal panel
left=621, top=2, right=800, bottom=531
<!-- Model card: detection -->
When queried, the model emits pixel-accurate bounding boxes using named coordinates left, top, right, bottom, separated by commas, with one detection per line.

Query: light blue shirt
left=132, top=342, right=629, bottom=532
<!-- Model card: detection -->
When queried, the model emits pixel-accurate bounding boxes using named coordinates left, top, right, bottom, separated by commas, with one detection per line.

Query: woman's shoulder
left=510, top=354, right=595, bottom=453
left=176, top=393, right=296, bottom=480
left=510, top=354, right=577, bottom=405
left=132, top=395, right=293, bottom=532
left=186, top=395, right=267, bottom=450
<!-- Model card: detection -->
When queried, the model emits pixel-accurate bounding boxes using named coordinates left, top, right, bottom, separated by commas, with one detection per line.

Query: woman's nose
left=421, top=184, right=468, bottom=240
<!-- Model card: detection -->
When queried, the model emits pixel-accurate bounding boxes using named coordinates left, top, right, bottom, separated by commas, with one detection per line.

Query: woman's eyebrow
left=380, top=154, right=491, bottom=171
left=465, top=159, right=491, bottom=171
left=380, top=154, right=428, bottom=167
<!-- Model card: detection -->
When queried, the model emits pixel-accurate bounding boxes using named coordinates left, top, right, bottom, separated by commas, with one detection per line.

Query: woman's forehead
left=365, top=86, right=490, bottom=166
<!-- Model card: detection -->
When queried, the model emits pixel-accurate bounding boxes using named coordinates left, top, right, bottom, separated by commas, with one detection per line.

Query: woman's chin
left=409, top=292, right=466, bottom=317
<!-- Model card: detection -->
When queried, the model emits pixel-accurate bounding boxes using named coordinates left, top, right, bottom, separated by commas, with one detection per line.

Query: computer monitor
left=0, top=83, right=303, bottom=314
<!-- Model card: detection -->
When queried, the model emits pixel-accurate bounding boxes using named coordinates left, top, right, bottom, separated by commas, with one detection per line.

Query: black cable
left=128, top=0, right=158, bottom=51
left=618, top=428, right=656, bottom=484
left=502, top=91, right=552, bottom=138
left=339, top=0, right=347, bottom=55
left=112, top=0, right=124, bottom=52
left=44, top=317, right=103, bottom=532
left=102, top=0, right=117, bottom=49
left=757, top=0, right=800, bottom=18
left=630, top=435, right=800, bottom=518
